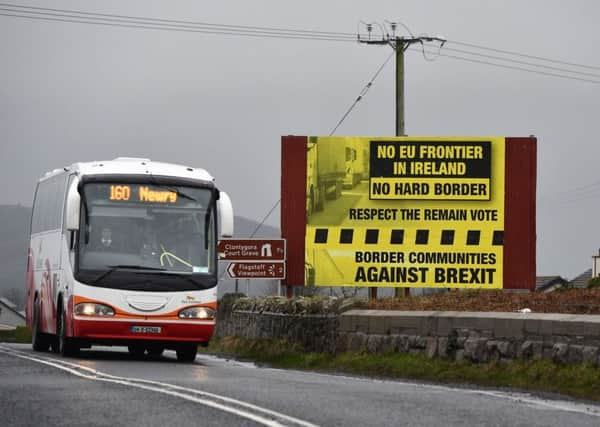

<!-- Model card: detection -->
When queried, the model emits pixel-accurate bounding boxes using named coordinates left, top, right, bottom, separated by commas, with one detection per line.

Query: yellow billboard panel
left=305, top=136, right=505, bottom=289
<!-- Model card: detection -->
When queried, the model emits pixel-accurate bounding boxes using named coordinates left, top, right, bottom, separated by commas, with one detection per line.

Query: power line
left=7, top=1, right=600, bottom=76
left=0, top=4, right=357, bottom=42
left=329, top=51, right=395, bottom=135
left=250, top=52, right=395, bottom=239
left=0, top=11, right=355, bottom=42
left=0, top=2, right=356, bottom=38
left=234, top=44, right=396, bottom=239
left=3, top=3, right=600, bottom=84
left=449, top=39, right=600, bottom=71
left=443, top=45, right=600, bottom=80
left=247, top=51, right=396, bottom=239
left=415, top=47, right=600, bottom=84
left=249, top=199, right=280, bottom=238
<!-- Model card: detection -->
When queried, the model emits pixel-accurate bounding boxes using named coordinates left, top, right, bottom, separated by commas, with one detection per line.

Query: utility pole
left=395, top=39, right=405, bottom=136
left=360, top=32, right=436, bottom=136
left=358, top=23, right=445, bottom=300
left=395, top=39, right=407, bottom=299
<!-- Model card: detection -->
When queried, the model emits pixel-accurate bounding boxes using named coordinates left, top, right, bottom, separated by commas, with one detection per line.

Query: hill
left=0, top=204, right=280, bottom=307
left=0, top=205, right=31, bottom=306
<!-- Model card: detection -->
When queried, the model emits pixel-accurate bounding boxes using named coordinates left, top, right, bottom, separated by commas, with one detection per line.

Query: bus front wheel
left=128, top=344, right=146, bottom=359
left=57, top=309, right=79, bottom=357
left=176, top=343, right=197, bottom=363
left=146, top=344, right=165, bottom=357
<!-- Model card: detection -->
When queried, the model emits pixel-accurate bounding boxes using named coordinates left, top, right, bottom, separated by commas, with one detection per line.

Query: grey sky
left=1, top=0, right=599, bottom=279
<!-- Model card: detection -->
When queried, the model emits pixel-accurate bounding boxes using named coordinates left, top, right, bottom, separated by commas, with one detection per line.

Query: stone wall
left=218, top=310, right=339, bottom=353
left=216, top=303, right=600, bottom=365
left=339, top=310, right=600, bottom=365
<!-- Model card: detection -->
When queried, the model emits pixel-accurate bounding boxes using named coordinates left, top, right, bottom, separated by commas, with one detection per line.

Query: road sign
left=227, top=262, right=286, bottom=279
left=218, top=239, right=286, bottom=261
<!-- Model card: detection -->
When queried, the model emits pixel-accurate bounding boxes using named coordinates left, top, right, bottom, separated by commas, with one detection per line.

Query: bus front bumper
left=72, top=316, right=215, bottom=343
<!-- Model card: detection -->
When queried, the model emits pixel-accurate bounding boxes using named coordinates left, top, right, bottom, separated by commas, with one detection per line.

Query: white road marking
left=196, top=353, right=259, bottom=369
left=6, top=344, right=600, bottom=421
left=208, top=358, right=600, bottom=419
left=0, top=346, right=318, bottom=427
left=451, top=387, right=600, bottom=417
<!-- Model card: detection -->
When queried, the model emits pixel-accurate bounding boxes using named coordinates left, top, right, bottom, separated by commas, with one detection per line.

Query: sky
left=1, top=0, right=600, bottom=279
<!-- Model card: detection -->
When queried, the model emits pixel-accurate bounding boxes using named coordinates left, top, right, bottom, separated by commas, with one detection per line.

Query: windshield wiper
left=149, top=180, right=198, bottom=202
left=167, top=272, right=214, bottom=289
left=168, top=187, right=197, bottom=202
left=91, top=265, right=167, bottom=285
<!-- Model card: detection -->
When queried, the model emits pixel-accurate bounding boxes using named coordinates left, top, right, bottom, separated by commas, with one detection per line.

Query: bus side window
left=33, top=180, right=49, bottom=233
left=31, top=174, right=69, bottom=235
left=31, top=183, right=42, bottom=235
left=48, top=175, right=64, bottom=231
left=61, top=174, right=76, bottom=235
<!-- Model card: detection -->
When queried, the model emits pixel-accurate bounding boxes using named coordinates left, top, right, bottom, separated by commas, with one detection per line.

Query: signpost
left=218, top=239, right=286, bottom=261
left=218, top=238, right=286, bottom=281
left=227, top=262, right=285, bottom=279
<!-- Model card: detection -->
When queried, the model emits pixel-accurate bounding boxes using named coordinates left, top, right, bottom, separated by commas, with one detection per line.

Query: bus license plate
left=131, top=326, right=161, bottom=334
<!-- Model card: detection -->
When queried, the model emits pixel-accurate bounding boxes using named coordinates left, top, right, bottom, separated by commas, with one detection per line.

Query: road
left=1, top=343, right=600, bottom=427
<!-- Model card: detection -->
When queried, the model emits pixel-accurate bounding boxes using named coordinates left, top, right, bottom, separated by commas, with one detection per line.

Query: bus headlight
left=74, top=302, right=115, bottom=316
left=178, top=306, right=215, bottom=320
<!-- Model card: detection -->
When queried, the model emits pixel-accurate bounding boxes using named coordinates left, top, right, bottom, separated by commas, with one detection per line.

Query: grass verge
left=0, top=326, right=32, bottom=343
left=203, top=336, right=600, bottom=402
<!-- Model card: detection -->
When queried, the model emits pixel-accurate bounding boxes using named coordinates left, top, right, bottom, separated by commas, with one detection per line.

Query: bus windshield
left=76, top=182, right=217, bottom=291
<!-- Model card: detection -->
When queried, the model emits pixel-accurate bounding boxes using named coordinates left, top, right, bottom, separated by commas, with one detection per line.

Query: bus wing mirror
left=65, top=178, right=81, bottom=231
left=218, top=191, right=234, bottom=238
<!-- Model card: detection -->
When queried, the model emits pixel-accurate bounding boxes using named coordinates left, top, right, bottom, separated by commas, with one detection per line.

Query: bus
left=25, top=157, right=234, bottom=362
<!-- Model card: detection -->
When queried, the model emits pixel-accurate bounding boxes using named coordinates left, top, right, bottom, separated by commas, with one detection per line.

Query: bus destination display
left=108, top=184, right=177, bottom=204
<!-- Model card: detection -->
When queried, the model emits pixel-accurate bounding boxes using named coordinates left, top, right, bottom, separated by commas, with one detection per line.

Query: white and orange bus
left=25, top=158, right=233, bottom=361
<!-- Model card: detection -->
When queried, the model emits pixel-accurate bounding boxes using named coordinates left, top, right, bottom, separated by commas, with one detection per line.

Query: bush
left=14, top=326, right=32, bottom=343
left=0, top=326, right=31, bottom=343
left=231, top=295, right=366, bottom=315
left=587, top=276, right=600, bottom=289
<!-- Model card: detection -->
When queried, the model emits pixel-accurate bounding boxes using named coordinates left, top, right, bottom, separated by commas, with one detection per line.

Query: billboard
left=304, top=136, right=505, bottom=289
